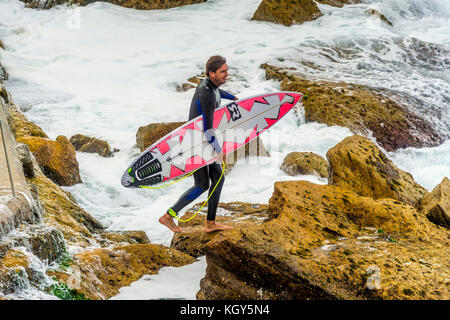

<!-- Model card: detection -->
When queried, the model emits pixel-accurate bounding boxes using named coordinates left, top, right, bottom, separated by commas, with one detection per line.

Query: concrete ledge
left=0, top=96, right=35, bottom=238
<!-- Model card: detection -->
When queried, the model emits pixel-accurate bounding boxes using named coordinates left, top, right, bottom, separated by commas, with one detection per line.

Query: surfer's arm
left=219, top=89, right=238, bottom=101
left=199, top=89, right=222, bottom=153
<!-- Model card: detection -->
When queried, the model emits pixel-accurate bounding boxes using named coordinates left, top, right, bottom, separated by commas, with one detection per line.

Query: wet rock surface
left=172, top=202, right=269, bottom=258
left=251, top=0, right=323, bottom=26
left=327, top=135, right=428, bottom=207
left=196, top=180, right=449, bottom=300
left=69, top=134, right=118, bottom=158
left=281, top=152, right=328, bottom=178
left=17, top=135, right=82, bottom=186
left=262, top=63, right=443, bottom=151
left=419, top=177, right=450, bottom=229
left=47, top=243, right=196, bottom=300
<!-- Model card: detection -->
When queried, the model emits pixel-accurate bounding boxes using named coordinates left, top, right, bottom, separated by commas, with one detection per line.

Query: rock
left=69, top=134, right=117, bottom=157
left=0, top=40, right=4, bottom=50
left=366, top=8, right=393, bottom=27
left=0, top=249, right=32, bottom=295
left=251, top=0, right=323, bottom=26
left=7, top=224, right=66, bottom=264
left=261, top=63, right=443, bottom=151
left=16, top=143, right=35, bottom=178
left=48, top=244, right=196, bottom=300
left=16, top=135, right=82, bottom=186
left=197, top=180, right=449, bottom=300
left=176, top=74, right=206, bottom=92
left=326, top=135, right=427, bottom=207
left=419, top=177, right=450, bottom=229
left=99, top=230, right=150, bottom=245
left=316, top=0, right=361, bottom=7
left=171, top=202, right=269, bottom=257
left=0, top=84, right=8, bottom=104
left=21, top=0, right=206, bottom=10
left=3, top=102, right=48, bottom=139
left=280, top=152, right=328, bottom=178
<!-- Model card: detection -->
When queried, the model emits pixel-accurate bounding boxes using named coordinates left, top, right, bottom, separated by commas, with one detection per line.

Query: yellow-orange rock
left=326, top=135, right=427, bottom=207
left=3, top=102, right=48, bottom=139
left=419, top=177, right=450, bottom=229
left=316, top=0, right=361, bottom=7
left=49, top=244, right=196, bottom=300
left=197, top=180, right=449, bottom=300
left=252, top=0, right=323, bottom=26
left=281, top=151, right=328, bottom=178
left=17, top=135, right=82, bottom=186
left=261, top=64, right=443, bottom=152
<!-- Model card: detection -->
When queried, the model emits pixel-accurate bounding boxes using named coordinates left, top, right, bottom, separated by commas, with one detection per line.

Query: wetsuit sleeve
left=199, top=88, right=222, bottom=153
left=219, top=89, right=236, bottom=100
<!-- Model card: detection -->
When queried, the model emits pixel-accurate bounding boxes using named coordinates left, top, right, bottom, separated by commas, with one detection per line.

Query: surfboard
left=121, top=91, right=303, bottom=188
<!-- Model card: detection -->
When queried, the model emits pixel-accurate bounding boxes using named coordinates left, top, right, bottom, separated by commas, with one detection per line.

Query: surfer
left=159, top=55, right=238, bottom=233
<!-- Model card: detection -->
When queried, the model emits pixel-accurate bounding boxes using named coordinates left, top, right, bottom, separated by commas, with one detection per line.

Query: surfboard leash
left=139, top=160, right=226, bottom=223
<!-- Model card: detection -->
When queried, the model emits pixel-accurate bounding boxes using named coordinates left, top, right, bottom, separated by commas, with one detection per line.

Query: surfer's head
left=206, top=55, right=228, bottom=87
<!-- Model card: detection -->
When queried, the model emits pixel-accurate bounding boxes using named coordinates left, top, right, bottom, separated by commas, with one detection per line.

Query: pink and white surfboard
left=121, top=91, right=303, bottom=188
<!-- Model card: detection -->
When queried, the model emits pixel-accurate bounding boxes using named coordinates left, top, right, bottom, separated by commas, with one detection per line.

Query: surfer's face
left=209, top=63, right=229, bottom=87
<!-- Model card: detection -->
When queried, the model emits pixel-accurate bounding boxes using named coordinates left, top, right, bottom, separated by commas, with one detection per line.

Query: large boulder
left=419, top=177, right=450, bottom=229
left=262, top=64, right=443, bottom=152
left=280, top=152, right=328, bottom=178
left=197, top=180, right=449, bottom=300
left=17, top=135, right=82, bottom=186
left=251, top=0, right=323, bottom=26
left=326, top=135, right=427, bottom=207
left=47, top=244, right=196, bottom=300
left=69, top=134, right=117, bottom=158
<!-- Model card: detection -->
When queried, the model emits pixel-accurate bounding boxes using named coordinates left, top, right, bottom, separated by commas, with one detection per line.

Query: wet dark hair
left=205, top=55, right=226, bottom=77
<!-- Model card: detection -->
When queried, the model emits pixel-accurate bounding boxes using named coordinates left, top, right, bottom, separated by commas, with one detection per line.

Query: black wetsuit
left=169, top=78, right=236, bottom=220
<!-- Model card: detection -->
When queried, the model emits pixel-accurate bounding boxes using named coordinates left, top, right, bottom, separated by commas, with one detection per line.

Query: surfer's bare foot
left=159, top=213, right=183, bottom=233
left=204, top=220, right=233, bottom=233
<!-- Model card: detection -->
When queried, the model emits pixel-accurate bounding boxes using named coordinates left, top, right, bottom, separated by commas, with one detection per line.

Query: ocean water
left=0, top=0, right=448, bottom=299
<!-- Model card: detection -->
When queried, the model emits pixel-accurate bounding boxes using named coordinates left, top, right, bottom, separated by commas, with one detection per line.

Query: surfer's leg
left=159, top=167, right=209, bottom=233
left=171, top=166, right=209, bottom=214
left=204, top=163, right=233, bottom=233
left=206, top=163, right=224, bottom=221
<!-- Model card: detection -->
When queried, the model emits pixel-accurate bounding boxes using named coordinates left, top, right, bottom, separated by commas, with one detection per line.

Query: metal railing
left=0, top=118, right=16, bottom=198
